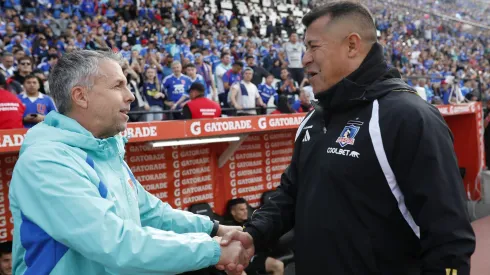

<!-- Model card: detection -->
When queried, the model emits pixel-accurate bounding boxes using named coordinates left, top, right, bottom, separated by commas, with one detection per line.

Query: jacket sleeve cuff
left=243, top=225, right=263, bottom=251
left=203, top=217, right=214, bottom=235
left=210, top=239, right=221, bottom=265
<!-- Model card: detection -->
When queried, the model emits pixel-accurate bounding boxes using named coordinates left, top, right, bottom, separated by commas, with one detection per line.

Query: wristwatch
left=210, top=220, right=220, bottom=237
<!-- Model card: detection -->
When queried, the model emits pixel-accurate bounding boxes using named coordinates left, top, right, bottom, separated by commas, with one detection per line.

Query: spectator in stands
left=280, top=33, right=306, bottom=85
left=124, top=61, right=149, bottom=122
left=299, top=78, right=315, bottom=101
left=292, top=89, right=313, bottom=113
left=161, top=54, right=174, bottom=79
left=0, top=53, right=15, bottom=77
left=222, top=61, right=244, bottom=107
left=37, top=54, right=58, bottom=75
left=183, top=82, right=222, bottom=119
left=18, top=74, right=57, bottom=128
left=12, top=49, right=25, bottom=65
left=33, top=69, right=49, bottom=94
left=172, top=63, right=207, bottom=111
left=0, top=73, right=25, bottom=130
left=194, top=52, right=217, bottom=101
left=269, top=58, right=283, bottom=80
left=271, top=94, right=296, bottom=114
left=184, top=63, right=208, bottom=97
left=229, top=67, right=266, bottom=116
left=224, top=198, right=284, bottom=275
left=10, top=56, right=32, bottom=87
left=245, top=55, right=269, bottom=86
left=32, top=35, right=49, bottom=63
left=162, top=61, right=193, bottom=119
left=9, top=50, right=250, bottom=275
left=0, top=241, right=12, bottom=275
left=142, top=67, right=164, bottom=122
left=276, top=68, right=299, bottom=105
left=215, top=53, right=233, bottom=104
left=258, top=74, right=278, bottom=114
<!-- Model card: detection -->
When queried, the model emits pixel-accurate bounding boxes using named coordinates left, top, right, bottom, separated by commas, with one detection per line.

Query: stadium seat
left=188, top=203, right=224, bottom=223
left=247, top=203, right=256, bottom=220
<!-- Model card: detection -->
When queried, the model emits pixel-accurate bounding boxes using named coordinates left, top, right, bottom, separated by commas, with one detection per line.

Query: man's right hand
left=216, top=231, right=255, bottom=274
left=216, top=239, right=250, bottom=275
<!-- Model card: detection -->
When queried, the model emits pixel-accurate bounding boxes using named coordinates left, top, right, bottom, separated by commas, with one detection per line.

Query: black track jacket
left=244, top=43, right=475, bottom=275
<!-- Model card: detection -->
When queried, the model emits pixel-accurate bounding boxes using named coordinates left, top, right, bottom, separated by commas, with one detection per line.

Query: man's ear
left=346, top=32, right=362, bottom=58
left=71, top=86, right=89, bottom=110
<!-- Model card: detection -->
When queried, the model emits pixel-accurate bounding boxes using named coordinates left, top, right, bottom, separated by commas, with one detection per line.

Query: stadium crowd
left=1, top=0, right=490, bottom=129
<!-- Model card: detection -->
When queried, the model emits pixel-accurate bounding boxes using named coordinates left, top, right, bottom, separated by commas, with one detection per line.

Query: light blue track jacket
left=9, top=111, right=221, bottom=275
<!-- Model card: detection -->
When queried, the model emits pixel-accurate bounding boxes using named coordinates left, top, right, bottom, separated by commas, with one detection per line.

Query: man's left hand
left=217, top=225, right=243, bottom=237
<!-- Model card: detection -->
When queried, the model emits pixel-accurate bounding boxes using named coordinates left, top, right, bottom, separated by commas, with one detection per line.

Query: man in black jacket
left=219, top=2, right=476, bottom=275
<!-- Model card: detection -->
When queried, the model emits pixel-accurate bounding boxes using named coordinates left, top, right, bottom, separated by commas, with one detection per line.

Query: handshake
left=213, top=226, right=255, bottom=275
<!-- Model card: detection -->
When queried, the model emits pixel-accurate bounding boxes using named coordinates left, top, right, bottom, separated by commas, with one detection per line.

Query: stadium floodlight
left=151, top=136, right=241, bottom=147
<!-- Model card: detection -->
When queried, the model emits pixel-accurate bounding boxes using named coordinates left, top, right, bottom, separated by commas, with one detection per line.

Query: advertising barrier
left=0, top=104, right=485, bottom=241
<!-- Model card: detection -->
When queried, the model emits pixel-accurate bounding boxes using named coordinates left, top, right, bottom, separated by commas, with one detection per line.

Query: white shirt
left=231, top=80, right=259, bottom=115
left=0, top=64, right=14, bottom=77
left=303, top=85, right=315, bottom=101
left=283, top=42, right=306, bottom=68
left=215, top=63, right=231, bottom=95
left=414, top=86, right=428, bottom=101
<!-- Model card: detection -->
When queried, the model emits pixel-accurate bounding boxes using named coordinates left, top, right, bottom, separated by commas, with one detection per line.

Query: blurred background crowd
left=1, top=0, right=490, bottom=128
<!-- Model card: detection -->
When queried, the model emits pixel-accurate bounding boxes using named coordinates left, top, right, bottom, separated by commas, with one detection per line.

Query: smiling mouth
left=307, top=72, right=318, bottom=78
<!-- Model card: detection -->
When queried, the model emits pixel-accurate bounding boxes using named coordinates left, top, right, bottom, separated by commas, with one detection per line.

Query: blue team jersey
left=258, top=84, right=277, bottom=105
left=162, top=74, right=193, bottom=103
left=18, top=93, right=57, bottom=128
left=222, top=70, right=242, bottom=93
left=190, top=74, right=209, bottom=97
left=210, top=55, right=221, bottom=73
left=143, top=82, right=163, bottom=107
left=37, top=62, right=51, bottom=73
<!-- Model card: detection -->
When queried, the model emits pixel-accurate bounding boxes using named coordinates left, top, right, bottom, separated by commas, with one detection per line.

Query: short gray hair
left=49, top=49, right=124, bottom=114
left=171, top=60, right=182, bottom=67
left=244, top=67, right=254, bottom=74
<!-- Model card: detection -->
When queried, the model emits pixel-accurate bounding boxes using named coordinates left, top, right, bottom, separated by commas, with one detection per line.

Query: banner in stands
left=0, top=153, right=16, bottom=242
left=221, top=133, right=294, bottom=208
left=125, top=144, right=218, bottom=210
left=0, top=114, right=306, bottom=154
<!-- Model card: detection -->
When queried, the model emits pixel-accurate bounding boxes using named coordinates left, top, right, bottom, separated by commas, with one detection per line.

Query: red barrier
left=0, top=103, right=484, bottom=242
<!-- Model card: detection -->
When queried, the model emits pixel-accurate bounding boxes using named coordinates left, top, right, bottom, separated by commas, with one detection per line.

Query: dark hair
left=0, top=241, right=12, bottom=256
left=13, top=48, right=24, bottom=55
left=48, top=54, right=59, bottom=61
left=221, top=52, right=230, bottom=59
left=189, top=82, right=205, bottom=94
left=184, top=63, right=196, bottom=69
left=302, top=1, right=376, bottom=42
left=232, top=61, right=244, bottom=68
left=225, top=198, right=247, bottom=218
left=18, top=56, right=32, bottom=64
left=276, top=95, right=295, bottom=114
left=24, top=74, right=40, bottom=84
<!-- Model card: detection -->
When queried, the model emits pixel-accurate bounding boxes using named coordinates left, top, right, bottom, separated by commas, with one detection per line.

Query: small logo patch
left=336, top=120, right=363, bottom=147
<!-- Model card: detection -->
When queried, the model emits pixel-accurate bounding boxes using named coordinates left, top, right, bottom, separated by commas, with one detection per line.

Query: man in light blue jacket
left=9, top=50, right=253, bottom=275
